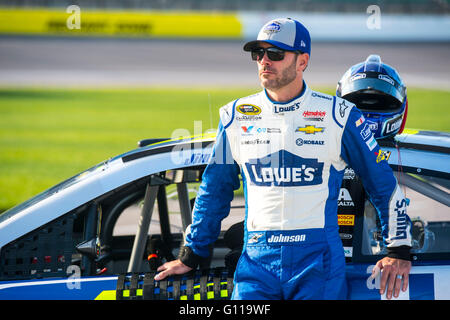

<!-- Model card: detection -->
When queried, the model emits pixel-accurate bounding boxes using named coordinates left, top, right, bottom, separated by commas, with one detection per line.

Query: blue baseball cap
left=243, top=18, right=311, bottom=56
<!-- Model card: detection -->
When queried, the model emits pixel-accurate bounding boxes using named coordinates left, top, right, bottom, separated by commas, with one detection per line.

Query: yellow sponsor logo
left=236, top=104, right=261, bottom=116
left=295, top=125, right=324, bottom=134
left=375, top=149, right=391, bottom=163
left=0, top=8, right=242, bottom=38
left=338, top=214, right=355, bottom=226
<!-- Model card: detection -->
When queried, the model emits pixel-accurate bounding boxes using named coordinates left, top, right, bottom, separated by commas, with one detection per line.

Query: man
left=155, top=18, right=412, bottom=300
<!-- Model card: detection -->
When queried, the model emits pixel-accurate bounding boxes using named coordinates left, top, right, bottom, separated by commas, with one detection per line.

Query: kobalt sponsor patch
left=296, top=138, right=324, bottom=146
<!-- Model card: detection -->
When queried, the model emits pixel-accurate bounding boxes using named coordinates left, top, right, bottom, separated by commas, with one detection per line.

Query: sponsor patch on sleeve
left=366, top=135, right=377, bottom=151
left=355, top=115, right=365, bottom=127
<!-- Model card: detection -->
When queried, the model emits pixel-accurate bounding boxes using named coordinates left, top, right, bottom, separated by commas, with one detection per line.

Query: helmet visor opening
left=344, top=90, right=403, bottom=113
left=339, top=75, right=406, bottom=110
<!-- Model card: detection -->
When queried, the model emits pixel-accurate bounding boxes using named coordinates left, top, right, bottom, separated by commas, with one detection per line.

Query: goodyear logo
left=338, top=214, right=355, bottom=226
left=236, top=104, right=261, bottom=116
left=295, top=125, right=324, bottom=134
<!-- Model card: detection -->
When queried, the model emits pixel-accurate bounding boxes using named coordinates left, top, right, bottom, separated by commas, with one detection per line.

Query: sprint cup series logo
left=236, top=104, right=261, bottom=115
left=245, top=150, right=324, bottom=187
left=236, top=104, right=262, bottom=121
left=263, top=21, right=282, bottom=34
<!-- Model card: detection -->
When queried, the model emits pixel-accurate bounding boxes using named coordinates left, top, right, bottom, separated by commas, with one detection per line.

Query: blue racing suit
left=179, top=82, right=412, bottom=300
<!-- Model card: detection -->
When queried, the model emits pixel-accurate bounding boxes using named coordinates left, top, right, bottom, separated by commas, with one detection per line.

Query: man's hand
left=154, top=259, right=192, bottom=281
left=372, top=257, right=411, bottom=299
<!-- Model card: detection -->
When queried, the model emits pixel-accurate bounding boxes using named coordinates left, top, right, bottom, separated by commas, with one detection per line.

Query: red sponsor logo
left=302, top=110, right=326, bottom=121
left=303, top=110, right=326, bottom=117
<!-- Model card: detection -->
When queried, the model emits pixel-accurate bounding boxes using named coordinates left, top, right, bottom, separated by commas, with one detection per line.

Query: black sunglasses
left=251, top=47, right=286, bottom=61
left=251, top=47, right=302, bottom=62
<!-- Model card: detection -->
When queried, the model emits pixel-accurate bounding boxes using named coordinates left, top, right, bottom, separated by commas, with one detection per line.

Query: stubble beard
left=260, top=58, right=298, bottom=91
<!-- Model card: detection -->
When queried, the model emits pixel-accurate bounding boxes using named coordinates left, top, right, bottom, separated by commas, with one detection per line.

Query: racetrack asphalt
left=0, top=36, right=449, bottom=89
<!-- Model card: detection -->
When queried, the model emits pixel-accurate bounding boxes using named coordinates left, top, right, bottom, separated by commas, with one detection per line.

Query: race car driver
left=154, top=18, right=412, bottom=300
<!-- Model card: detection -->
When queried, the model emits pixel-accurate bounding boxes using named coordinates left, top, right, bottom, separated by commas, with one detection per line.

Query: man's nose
left=259, top=52, right=272, bottom=65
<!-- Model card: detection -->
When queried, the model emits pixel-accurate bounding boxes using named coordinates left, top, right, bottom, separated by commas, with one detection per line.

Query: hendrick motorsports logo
left=303, top=110, right=326, bottom=121
left=245, top=150, right=324, bottom=187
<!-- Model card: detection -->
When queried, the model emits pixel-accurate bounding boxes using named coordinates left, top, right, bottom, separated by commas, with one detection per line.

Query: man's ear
left=297, top=53, right=310, bottom=72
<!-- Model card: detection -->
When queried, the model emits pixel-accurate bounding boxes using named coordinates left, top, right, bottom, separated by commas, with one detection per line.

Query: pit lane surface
left=0, top=37, right=449, bottom=88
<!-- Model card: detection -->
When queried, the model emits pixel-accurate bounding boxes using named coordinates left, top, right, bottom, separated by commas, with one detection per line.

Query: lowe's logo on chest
left=274, top=102, right=301, bottom=114
left=245, top=150, right=324, bottom=187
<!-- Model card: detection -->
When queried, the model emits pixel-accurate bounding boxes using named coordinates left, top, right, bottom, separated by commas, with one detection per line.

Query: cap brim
left=243, top=40, right=263, bottom=51
left=243, top=40, right=300, bottom=52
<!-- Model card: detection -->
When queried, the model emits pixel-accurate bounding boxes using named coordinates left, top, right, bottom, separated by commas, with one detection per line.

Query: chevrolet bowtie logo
left=295, top=125, right=324, bottom=134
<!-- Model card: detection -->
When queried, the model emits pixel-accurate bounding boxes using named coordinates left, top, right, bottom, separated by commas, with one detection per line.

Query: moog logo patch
left=245, top=150, right=324, bottom=187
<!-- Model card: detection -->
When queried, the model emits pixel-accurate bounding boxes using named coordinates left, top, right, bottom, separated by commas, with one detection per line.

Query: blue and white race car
left=0, top=129, right=449, bottom=300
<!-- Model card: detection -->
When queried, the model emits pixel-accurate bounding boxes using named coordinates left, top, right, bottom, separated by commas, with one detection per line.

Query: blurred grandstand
left=0, top=0, right=449, bottom=14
